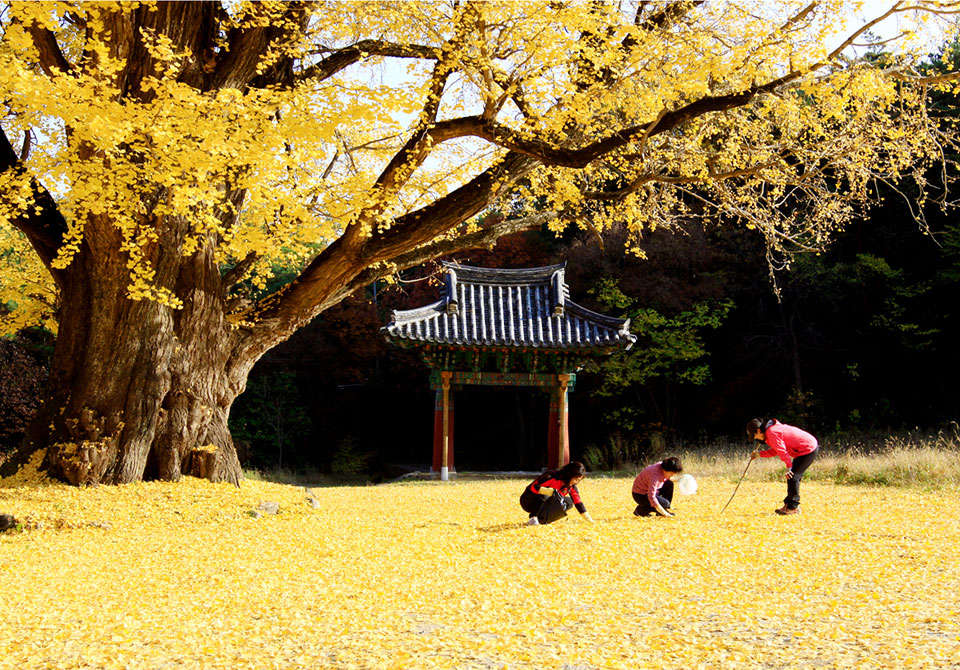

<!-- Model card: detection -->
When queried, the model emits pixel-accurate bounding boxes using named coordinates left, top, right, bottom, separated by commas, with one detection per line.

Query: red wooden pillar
left=431, top=371, right=455, bottom=478
left=546, top=374, right=570, bottom=470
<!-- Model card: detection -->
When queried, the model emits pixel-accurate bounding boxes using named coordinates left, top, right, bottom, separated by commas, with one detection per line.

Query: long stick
left=720, top=457, right=753, bottom=514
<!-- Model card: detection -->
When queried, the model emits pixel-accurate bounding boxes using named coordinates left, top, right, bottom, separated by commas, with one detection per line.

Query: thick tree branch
left=116, top=1, right=223, bottom=95
left=470, top=2, right=955, bottom=170
left=585, top=1, right=704, bottom=88
left=324, top=212, right=556, bottom=309
left=634, top=1, right=704, bottom=36
left=360, top=152, right=538, bottom=263
left=298, top=40, right=441, bottom=83
left=427, top=89, right=748, bottom=168
left=342, top=4, right=478, bottom=249
left=371, top=64, right=452, bottom=193
left=776, top=2, right=818, bottom=35
left=228, top=56, right=828, bottom=355
left=489, top=67, right=536, bottom=119
left=356, top=84, right=792, bottom=174
left=20, top=129, right=32, bottom=161
left=0, top=126, right=67, bottom=284
left=232, top=151, right=536, bottom=361
left=207, top=2, right=311, bottom=91
left=889, top=68, right=960, bottom=85
left=582, top=160, right=784, bottom=200
left=23, top=22, right=73, bottom=76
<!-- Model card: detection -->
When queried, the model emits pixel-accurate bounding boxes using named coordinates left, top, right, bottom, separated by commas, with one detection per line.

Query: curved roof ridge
left=441, top=261, right=566, bottom=285
left=388, top=298, right=446, bottom=323
left=564, top=300, right=633, bottom=331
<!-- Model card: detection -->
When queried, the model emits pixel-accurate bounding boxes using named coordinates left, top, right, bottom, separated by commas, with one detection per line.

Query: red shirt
left=529, top=473, right=585, bottom=513
left=757, top=420, right=818, bottom=468
left=632, top=462, right=670, bottom=508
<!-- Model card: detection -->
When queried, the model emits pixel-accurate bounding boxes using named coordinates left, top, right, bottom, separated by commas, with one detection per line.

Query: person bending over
left=520, top=461, right=594, bottom=526
left=632, top=456, right=683, bottom=518
left=747, top=417, right=819, bottom=515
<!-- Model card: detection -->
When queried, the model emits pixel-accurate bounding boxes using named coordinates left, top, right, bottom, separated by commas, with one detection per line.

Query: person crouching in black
left=520, top=461, right=594, bottom=526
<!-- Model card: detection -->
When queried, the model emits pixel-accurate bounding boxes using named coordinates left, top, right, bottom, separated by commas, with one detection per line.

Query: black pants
left=520, top=490, right=572, bottom=524
left=784, top=448, right=818, bottom=509
left=633, top=480, right=673, bottom=516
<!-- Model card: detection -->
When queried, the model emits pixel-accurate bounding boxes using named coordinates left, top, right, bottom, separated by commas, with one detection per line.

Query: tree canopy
left=2, top=0, right=960, bottom=485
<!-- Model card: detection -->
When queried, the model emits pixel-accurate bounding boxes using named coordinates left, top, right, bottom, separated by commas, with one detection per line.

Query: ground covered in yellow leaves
left=1, top=465, right=958, bottom=669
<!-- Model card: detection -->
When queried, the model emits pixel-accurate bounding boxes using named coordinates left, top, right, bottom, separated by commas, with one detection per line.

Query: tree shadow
left=476, top=522, right=527, bottom=533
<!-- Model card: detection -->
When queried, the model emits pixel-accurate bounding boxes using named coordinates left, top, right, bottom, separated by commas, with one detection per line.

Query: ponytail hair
left=661, top=456, right=683, bottom=474
left=558, top=460, right=586, bottom=484
left=746, top=417, right=774, bottom=439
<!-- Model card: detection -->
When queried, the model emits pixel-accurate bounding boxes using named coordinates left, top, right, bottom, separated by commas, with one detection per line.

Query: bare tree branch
left=322, top=211, right=557, bottom=309
left=824, top=1, right=910, bottom=62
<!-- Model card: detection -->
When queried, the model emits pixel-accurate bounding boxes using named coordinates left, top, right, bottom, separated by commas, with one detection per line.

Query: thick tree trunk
left=14, top=227, right=246, bottom=486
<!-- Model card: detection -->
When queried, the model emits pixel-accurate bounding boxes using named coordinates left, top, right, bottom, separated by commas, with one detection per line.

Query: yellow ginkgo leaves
left=1, top=471, right=958, bottom=669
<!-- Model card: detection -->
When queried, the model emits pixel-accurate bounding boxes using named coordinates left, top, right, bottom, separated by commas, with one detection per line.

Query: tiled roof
left=382, top=262, right=635, bottom=351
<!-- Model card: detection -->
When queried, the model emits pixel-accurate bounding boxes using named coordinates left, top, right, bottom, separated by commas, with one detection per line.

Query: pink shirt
left=632, top=462, right=670, bottom=508
left=758, top=421, right=818, bottom=468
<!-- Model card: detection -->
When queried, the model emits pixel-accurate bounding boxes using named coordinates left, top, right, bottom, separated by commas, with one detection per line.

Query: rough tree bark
left=16, top=211, right=244, bottom=484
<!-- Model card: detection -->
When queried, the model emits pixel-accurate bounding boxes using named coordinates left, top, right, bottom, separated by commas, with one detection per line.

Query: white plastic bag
left=676, top=473, right=698, bottom=496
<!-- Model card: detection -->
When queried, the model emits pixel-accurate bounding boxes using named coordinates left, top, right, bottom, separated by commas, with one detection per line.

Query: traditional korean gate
left=382, top=263, right=635, bottom=480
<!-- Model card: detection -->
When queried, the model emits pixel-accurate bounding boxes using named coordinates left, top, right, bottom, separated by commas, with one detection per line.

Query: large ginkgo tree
left=1, top=0, right=957, bottom=485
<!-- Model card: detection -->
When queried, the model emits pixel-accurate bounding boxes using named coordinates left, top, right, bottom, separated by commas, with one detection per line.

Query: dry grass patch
left=664, top=429, right=960, bottom=491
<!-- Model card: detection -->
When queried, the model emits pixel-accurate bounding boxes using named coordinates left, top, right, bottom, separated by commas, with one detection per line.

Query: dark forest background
left=4, top=44, right=960, bottom=480
left=229, top=193, right=960, bottom=477
left=3, top=184, right=958, bottom=478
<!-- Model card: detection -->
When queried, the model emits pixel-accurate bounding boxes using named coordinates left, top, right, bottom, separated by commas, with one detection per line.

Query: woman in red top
left=520, top=461, right=594, bottom=526
left=747, top=418, right=819, bottom=515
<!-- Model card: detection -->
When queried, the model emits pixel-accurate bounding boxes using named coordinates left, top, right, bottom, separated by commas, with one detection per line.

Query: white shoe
left=526, top=517, right=540, bottom=526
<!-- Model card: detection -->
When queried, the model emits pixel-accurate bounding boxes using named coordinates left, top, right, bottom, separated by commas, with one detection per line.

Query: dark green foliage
left=589, top=277, right=731, bottom=431
left=581, top=433, right=645, bottom=471
left=230, top=372, right=312, bottom=470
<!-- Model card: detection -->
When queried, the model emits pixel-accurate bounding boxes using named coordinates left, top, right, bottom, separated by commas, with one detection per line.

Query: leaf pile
left=1, top=462, right=958, bottom=669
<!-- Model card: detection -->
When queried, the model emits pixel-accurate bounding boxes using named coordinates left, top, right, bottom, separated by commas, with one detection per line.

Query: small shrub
left=582, top=433, right=645, bottom=472
left=330, top=436, right=370, bottom=476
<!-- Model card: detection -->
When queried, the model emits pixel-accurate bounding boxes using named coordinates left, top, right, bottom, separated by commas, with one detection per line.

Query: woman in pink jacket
left=747, top=418, right=819, bottom=515
left=631, top=456, right=683, bottom=518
